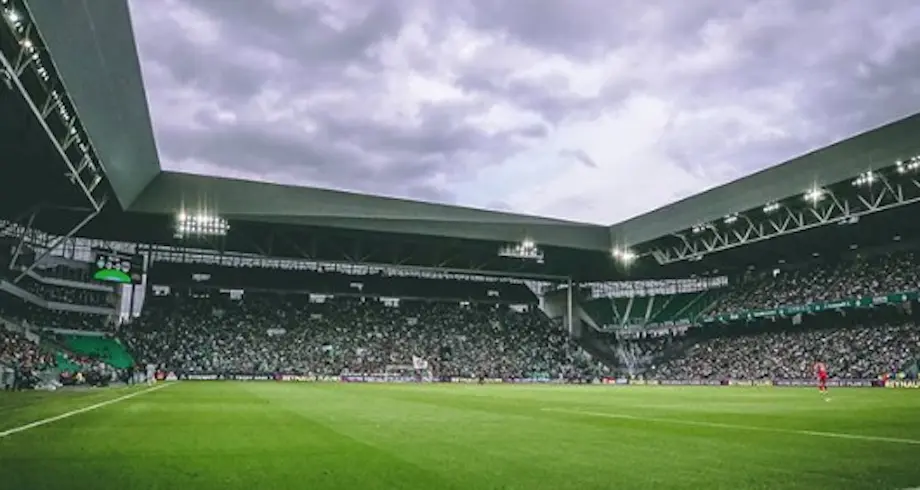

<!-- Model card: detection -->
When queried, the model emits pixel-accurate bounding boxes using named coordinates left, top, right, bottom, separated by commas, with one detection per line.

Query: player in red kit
left=814, top=361, right=828, bottom=397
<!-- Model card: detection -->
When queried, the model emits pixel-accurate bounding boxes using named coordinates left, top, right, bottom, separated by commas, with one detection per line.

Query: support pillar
left=566, top=277, right=574, bottom=338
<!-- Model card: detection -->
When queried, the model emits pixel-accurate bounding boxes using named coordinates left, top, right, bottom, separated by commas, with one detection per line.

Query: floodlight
left=5, top=9, right=19, bottom=24
left=803, top=187, right=825, bottom=203
left=723, top=214, right=738, bottom=224
left=174, top=213, right=229, bottom=238
left=896, top=156, right=920, bottom=174
left=612, top=247, right=637, bottom=264
left=498, top=240, right=544, bottom=263
left=852, top=171, right=876, bottom=186
left=762, top=202, right=780, bottom=213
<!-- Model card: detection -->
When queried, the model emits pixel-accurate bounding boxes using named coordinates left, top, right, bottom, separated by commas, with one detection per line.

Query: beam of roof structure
left=609, top=113, right=920, bottom=247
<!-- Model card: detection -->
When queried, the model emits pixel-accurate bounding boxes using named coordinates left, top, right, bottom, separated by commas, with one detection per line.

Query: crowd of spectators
left=706, top=250, right=920, bottom=317
left=0, top=323, right=124, bottom=389
left=1, top=328, right=54, bottom=371
left=0, top=327, right=55, bottom=389
left=633, top=308, right=920, bottom=380
left=0, top=298, right=112, bottom=332
left=124, top=293, right=591, bottom=380
left=16, top=276, right=114, bottom=308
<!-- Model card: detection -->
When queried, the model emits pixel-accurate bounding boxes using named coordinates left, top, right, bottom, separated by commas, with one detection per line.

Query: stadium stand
left=122, top=285, right=595, bottom=380
left=645, top=315, right=920, bottom=381
left=705, top=249, right=920, bottom=318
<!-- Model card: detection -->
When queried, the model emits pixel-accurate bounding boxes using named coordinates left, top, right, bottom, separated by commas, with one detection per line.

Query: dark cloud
left=129, top=0, right=920, bottom=224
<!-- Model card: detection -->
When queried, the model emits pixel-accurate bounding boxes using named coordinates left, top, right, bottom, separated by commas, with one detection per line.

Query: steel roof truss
left=649, top=178, right=920, bottom=264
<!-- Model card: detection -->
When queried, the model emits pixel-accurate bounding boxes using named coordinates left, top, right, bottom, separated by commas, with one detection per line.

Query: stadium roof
left=6, top=0, right=920, bottom=281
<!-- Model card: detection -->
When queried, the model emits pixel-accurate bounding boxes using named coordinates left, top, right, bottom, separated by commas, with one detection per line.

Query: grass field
left=1, top=382, right=919, bottom=490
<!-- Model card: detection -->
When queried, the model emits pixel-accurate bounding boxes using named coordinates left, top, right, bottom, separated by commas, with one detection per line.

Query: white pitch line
left=542, top=407, right=920, bottom=446
left=0, top=383, right=170, bottom=439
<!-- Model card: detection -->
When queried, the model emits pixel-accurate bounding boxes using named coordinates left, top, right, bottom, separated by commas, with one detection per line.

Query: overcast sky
left=128, top=0, right=920, bottom=225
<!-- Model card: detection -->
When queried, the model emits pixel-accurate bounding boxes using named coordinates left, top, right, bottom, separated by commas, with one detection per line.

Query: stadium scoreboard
left=92, top=249, right=144, bottom=285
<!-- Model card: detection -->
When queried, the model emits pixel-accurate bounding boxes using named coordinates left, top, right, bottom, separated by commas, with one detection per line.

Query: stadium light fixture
left=723, top=214, right=738, bottom=224
left=803, top=187, right=825, bottom=203
left=691, top=224, right=708, bottom=234
left=896, top=157, right=920, bottom=174
left=762, top=202, right=780, bottom=213
left=852, top=171, right=876, bottom=186
left=612, top=247, right=637, bottom=264
left=174, top=213, right=230, bottom=239
left=5, top=8, right=19, bottom=24
left=498, top=239, right=544, bottom=263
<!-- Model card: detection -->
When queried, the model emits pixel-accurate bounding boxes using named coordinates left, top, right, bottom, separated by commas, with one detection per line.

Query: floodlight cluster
left=174, top=213, right=230, bottom=238
left=803, top=186, right=826, bottom=203
left=4, top=4, right=52, bottom=87
left=852, top=171, right=876, bottom=187
left=498, top=239, right=544, bottom=263
left=611, top=247, right=637, bottom=264
left=896, top=157, right=920, bottom=174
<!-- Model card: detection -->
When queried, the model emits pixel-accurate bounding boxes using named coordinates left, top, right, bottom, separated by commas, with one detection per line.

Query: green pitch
left=1, top=383, right=919, bottom=490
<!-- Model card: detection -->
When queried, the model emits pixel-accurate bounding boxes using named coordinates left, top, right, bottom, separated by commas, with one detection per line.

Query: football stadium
left=2, top=2, right=920, bottom=490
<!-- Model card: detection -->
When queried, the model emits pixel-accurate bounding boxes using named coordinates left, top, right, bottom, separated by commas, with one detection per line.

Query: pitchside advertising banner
left=602, top=377, right=884, bottom=387
left=174, top=372, right=565, bottom=384
left=167, top=372, right=912, bottom=387
left=884, top=380, right=920, bottom=388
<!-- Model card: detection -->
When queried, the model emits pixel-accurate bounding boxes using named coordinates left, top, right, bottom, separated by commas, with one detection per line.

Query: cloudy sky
left=128, top=0, right=920, bottom=225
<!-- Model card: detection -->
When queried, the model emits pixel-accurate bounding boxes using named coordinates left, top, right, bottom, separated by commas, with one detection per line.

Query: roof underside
left=611, top=113, right=920, bottom=246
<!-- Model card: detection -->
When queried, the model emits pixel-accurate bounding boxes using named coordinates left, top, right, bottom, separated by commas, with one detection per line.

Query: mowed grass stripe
left=542, top=407, right=920, bottom=446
